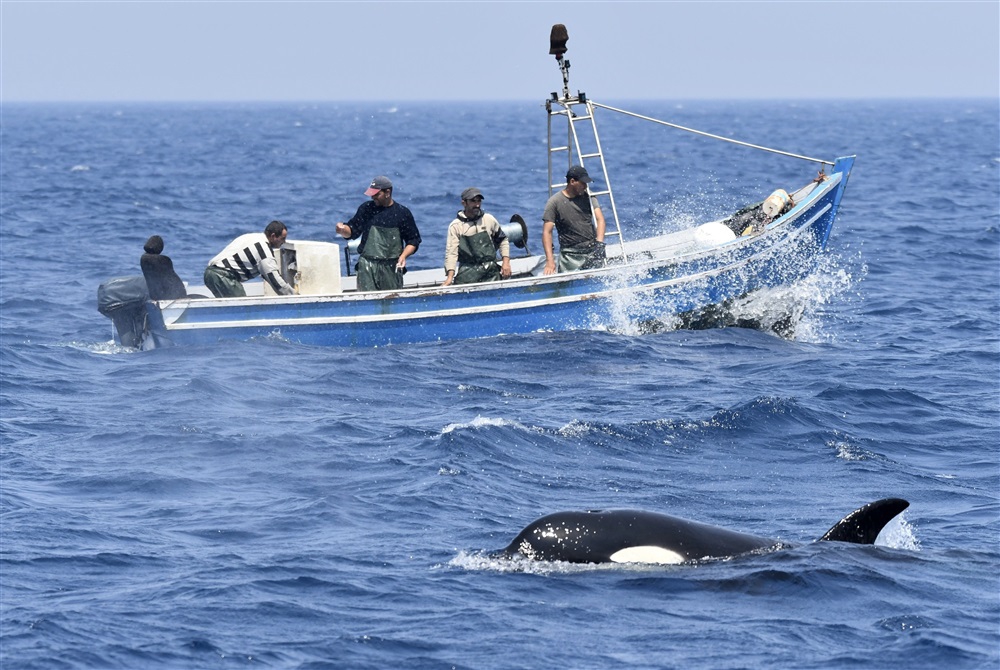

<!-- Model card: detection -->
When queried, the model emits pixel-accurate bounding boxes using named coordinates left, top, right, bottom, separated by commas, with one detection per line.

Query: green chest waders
left=454, top=230, right=500, bottom=285
left=358, top=226, right=403, bottom=292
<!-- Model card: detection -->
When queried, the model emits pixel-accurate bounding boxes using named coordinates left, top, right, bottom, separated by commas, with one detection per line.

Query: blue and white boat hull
left=138, top=159, right=853, bottom=348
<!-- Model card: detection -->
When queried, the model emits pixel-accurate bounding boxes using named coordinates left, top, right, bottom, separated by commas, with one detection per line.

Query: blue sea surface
left=1, top=98, right=998, bottom=669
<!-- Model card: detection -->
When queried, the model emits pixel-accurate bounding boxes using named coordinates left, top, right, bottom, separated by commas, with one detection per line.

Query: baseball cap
left=364, top=175, right=393, bottom=196
left=461, top=187, right=484, bottom=201
left=566, top=165, right=593, bottom=183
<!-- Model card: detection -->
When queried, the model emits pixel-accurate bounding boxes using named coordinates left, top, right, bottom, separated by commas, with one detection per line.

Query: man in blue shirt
left=336, top=175, right=422, bottom=292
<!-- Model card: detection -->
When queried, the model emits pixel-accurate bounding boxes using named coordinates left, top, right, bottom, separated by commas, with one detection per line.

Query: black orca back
left=503, top=509, right=776, bottom=564
left=501, top=498, right=911, bottom=565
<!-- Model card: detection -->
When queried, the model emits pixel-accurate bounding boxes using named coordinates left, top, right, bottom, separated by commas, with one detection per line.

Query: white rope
left=591, top=102, right=835, bottom=167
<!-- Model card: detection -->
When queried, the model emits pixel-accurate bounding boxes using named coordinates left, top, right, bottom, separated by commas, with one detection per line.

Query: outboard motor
left=97, top=276, right=149, bottom=348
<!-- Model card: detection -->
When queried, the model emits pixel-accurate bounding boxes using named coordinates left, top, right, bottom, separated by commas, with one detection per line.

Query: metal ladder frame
left=545, top=91, right=627, bottom=263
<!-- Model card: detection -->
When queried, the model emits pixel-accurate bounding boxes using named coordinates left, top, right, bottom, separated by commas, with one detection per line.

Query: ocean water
left=1, top=97, right=998, bottom=669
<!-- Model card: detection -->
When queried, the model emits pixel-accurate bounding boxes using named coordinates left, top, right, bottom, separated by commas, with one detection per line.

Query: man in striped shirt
left=203, top=220, right=295, bottom=298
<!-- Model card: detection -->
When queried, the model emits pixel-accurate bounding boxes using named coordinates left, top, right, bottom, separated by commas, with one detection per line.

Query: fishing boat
left=97, top=24, right=854, bottom=349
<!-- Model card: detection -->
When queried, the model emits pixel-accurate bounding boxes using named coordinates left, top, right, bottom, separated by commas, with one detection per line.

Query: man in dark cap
left=335, top=175, right=422, bottom=292
left=541, top=164, right=606, bottom=274
left=442, top=187, right=511, bottom=286
left=140, top=235, right=187, bottom=300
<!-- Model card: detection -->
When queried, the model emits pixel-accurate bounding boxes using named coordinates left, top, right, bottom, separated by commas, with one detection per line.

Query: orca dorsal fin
left=818, top=498, right=910, bottom=544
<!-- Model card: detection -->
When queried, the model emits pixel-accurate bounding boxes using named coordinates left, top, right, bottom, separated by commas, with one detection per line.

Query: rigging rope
left=591, top=102, right=835, bottom=168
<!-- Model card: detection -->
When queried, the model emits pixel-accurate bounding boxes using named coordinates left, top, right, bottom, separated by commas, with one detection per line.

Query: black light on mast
left=549, top=24, right=571, bottom=101
left=549, top=23, right=568, bottom=56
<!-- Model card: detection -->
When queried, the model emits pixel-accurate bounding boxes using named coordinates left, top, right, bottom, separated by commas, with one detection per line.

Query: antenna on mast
left=549, top=24, right=571, bottom=101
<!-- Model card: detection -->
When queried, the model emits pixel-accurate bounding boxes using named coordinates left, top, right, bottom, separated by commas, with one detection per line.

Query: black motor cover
left=97, top=276, right=149, bottom=348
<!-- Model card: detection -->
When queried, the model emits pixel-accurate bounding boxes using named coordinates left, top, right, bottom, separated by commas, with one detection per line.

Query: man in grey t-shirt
left=541, top=165, right=606, bottom=274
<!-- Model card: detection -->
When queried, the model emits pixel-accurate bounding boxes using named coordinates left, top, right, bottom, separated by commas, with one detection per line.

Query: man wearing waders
left=441, top=187, right=511, bottom=286
left=541, top=165, right=606, bottom=275
left=204, top=220, right=295, bottom=298
left=336, top=176, right=421, bottom=292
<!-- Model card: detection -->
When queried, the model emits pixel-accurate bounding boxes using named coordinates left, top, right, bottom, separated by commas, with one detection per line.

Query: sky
left=2, top=1, right=998, bottom=102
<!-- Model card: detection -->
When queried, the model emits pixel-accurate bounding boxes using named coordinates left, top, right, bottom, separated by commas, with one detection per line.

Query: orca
left=500, top=498, right=909, bottom=565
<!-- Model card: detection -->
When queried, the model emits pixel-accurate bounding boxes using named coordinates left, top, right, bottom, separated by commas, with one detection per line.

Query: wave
left=439, top=415, right=540, bottom=436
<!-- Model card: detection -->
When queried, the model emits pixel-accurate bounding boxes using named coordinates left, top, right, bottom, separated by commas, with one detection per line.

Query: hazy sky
left=2, top=1, right=998, bottom=102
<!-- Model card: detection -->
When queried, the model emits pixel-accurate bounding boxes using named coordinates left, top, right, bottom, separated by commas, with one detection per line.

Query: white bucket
left=761, top=189, right=791, bottom=220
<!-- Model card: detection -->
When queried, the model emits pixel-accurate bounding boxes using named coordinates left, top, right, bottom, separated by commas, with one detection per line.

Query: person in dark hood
left=441, top=187, right=511, bottom=286
left=140, top=235, right=187, bottom=300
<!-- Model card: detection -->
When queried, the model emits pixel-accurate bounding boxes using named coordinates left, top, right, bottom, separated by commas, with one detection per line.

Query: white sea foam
left=440, top=415, right=537, bottom=436
left=447, top=550, right=654, bottom=575
left=593, top=263, right=657, bottom=336
left=579, top=229, right=864, bottom=342
left=557, top=419, right=592, bottom=437
left=70, top=339, right=137, bottom=355
left=877, top=513, right=921, bottom=551
left=831, top=440, right=871, bottom=461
